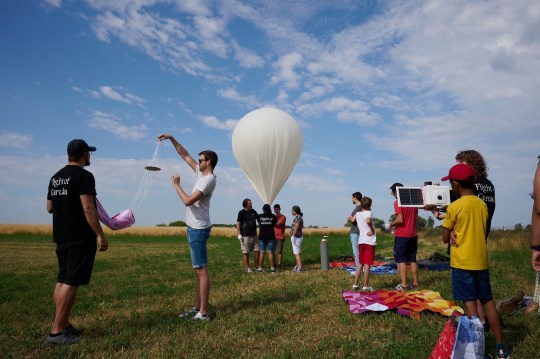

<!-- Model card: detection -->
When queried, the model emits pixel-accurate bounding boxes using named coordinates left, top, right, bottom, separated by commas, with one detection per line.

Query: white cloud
left=91, top=86, right=145, bottom=106
left=88, top=111, right=148, bottom=140
left=271, top=52, right=303, bottom=89
left=217, top=87, right=261, bottom=107
left=232, top=41, right=264, bottom=68
left=42, top=0, right=61, bottom=8
left=0, top=131, right=33, bottom=149
left=199, top=115, right=238, bottom=131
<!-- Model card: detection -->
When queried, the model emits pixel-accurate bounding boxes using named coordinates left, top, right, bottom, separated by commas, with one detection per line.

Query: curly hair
left=455, top=150, right=488, bottom=178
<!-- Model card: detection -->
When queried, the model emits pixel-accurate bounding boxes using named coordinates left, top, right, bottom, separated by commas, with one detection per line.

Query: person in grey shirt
left=347, top=192, right=363, bottom=268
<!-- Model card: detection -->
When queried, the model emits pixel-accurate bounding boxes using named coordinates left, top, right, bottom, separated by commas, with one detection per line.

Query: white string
left=160, top=143, right=184, bottom=210
left=130, top=141, right=161, bottom=210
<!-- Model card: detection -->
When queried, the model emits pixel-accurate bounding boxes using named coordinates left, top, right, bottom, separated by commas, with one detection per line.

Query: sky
left=1, top=0, right=539, bottom=230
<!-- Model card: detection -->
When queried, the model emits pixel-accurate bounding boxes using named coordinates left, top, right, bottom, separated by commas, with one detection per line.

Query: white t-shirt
left=355, top=210, right=376, bottom=246
left=185, top=166, right=216, bottom=229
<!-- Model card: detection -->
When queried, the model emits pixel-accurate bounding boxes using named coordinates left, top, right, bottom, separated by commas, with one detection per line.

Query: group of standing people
left=43, top=135, right=534, bottom=359
left=237, top=200, right=304, bottom=273
left=346, top=150, right=512, bottom=358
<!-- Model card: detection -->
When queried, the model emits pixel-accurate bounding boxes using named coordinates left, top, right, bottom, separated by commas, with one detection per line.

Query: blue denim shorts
left=258, top=239, right=276, bottom=253
left=393, top=236, right=418, bottom=263
left=187, top=226, right=211, bottom=269
left=451, top=268, right=493, bottom=302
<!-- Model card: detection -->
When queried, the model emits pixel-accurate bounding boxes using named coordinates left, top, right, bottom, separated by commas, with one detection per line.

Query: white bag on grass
left=451, top=316, right=485, bottom=359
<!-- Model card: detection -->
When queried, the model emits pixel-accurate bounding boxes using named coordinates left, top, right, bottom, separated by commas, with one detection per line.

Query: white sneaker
left=191, top=312, right=210, bottom=321
left=256, top=267, right=264, bottom=273
left=178, top=306, right=198, bottom=318
left=352, top=284, right=360, bottom=290
left=245, top=267, right=252, bottom=273
left=362, top=286, right=375, bottom=292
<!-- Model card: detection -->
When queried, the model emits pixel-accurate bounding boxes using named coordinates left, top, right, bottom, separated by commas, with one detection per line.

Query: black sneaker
left=46, top=328, right=81, bottom=345
left=65, top=324, right=84, bottom=336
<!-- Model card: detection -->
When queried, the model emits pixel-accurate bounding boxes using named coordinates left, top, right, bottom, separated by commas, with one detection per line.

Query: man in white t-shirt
left=158, top=134, right=217, bottom=321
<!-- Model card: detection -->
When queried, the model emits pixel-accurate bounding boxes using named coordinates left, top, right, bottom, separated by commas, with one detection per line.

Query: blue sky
left=1, top=0, right=539, bottom=229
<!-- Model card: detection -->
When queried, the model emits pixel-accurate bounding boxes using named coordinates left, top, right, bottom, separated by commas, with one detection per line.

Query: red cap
left=441, top=163, right=476, bottom=182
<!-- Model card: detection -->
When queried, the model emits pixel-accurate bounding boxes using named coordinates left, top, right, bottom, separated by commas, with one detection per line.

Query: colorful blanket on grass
left=342, top=289, right=463, bottom=320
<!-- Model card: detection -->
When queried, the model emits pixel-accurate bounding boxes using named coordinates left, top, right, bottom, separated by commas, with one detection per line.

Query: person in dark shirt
left=257, top=204, right=277, bottom=273
left=236, top=198, right=260, bottom=272
left=46, top=139, right=108, bottom=345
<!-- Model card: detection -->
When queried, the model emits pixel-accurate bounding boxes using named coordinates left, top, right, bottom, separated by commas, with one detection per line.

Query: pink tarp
left=96, top=198, right=135, bottom=230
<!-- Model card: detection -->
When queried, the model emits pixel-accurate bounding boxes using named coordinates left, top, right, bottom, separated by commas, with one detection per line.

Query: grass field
left=0, top=225, right=539, bottom=358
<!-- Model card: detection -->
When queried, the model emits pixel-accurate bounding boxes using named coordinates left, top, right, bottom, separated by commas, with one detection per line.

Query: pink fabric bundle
left=95, top=198, right=135, bottom=230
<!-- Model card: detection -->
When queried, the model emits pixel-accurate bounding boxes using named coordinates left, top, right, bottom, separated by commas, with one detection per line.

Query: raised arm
left=157, top=134, right=197, bottom=172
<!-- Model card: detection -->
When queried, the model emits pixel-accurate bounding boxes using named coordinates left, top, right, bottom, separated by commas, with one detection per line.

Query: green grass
left=0, top=231, right=539, bottom=358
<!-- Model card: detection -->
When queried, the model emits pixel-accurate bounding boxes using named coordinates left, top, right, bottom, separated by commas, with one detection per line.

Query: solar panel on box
left=396, top=185, right=451, bottom=207
left=396, top=187, right=424, bottom=207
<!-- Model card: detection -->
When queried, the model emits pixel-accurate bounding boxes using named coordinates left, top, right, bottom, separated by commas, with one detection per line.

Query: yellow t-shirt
left=442, top=195, right=488, bottom=270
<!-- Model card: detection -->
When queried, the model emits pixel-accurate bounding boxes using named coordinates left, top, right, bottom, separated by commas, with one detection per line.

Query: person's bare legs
left=194, top=267, right=210, bottom=316
left=258, top=251, right=265, bottom=268
left=295, top=254, right=302, bottom=268
left=268, top=251, right=276, bottom=268
left=482, top=299, right=504, bottom=344
left=353, top=265, right=361, bottom=287
left=363, top=264, right=371, bottom=288
left=243, top=253, right=250, bottom=270
left=254, top=251, right=260, bottom=268
left=51, top=283, right=79, bottom=333
left=397, top=262, right=408, bottom=287
left=476, top=300, right=487, bottom=324
left=410, top=262, right=419, bottom=287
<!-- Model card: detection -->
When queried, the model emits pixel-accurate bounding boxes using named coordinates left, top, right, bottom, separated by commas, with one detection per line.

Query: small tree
left=169, top=220, right=187, bottom=227
left=417, top=216, right=427, bottom=231
left=426, top=216, right=435, bottom=229
left=372, top=217, right=386, bottom=230
left=514, top=223, right=523, bottom=231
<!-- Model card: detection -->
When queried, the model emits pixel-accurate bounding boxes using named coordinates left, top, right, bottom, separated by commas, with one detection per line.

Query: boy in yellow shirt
left=441, top=163, right=509, bottom=359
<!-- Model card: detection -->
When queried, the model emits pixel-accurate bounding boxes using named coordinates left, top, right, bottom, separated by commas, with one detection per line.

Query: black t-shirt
left=474, top=177, right=495, bottom=237
left=258, top=213, right=277, bottom=241
left=47, top=165, right=97, bottom=243
left=237, top=209, right=259, bottom=236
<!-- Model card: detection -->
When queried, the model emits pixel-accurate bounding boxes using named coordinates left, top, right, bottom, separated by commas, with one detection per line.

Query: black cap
left=389, top=182, right=403, bottom=192
left=67, top=139, right=97, bottom=156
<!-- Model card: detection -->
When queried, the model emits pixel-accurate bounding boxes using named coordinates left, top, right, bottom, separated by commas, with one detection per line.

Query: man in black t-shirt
left=46, top=139, right=108, bottom=345
left=236, top=198, right=260, bottom=272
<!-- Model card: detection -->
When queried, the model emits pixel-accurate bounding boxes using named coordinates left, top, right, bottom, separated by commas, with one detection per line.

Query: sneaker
left=179, top=306, right=199, bottom=318
left=495, top=349, right=510, bottom=359
left=256, top=267, right=264, bottom=273
left=46, top=328, right=81, bottom=345
left=191, top=312, right=210, bottom=321
left=395, top=284, right=407, bottom=292
left=292, top=266, right=303, bottom=272
left=270, top=267, right=276, bottom=273
left=352, top=284, right=360, bottom=290
left=409, top=283, right=419, bottom=290
left=292, top=265, right=298, bottom=272
left=245, top=267, right=252, bottom=273
left=64, top=324, right=84, bottom=336
left=362, top=286, right=375, bottom=292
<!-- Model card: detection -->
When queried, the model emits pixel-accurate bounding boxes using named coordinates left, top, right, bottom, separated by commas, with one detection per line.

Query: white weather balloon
left=232, top=107, right=303, bottom=205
